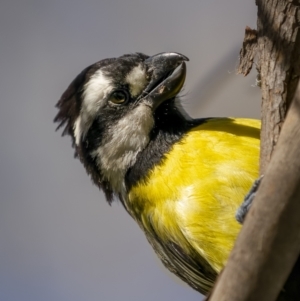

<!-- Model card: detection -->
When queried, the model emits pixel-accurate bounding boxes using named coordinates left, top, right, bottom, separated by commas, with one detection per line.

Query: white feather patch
left=91, top=103, right=154, bottom=195
left=73, top=115, right=82, bottom=145
left=126, top=64, right=148, bottom=97
left=74, top=70, right=114, bottom=145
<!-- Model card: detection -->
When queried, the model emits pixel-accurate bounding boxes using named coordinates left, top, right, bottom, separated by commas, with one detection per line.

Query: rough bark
left=207, top=1, right=300, bottom=300
left=239, top=0, right=300, bottom=173
left=255, top=0, right=300, bottom=174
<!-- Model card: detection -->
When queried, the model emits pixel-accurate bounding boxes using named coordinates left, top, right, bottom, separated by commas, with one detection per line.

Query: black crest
left=54, top=65, right=93, bottom=153
left=54, top=62, right=116, bottom=203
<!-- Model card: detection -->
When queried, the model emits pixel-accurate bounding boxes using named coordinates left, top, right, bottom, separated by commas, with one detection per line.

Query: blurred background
left=0, top=1, right=260, bottom=300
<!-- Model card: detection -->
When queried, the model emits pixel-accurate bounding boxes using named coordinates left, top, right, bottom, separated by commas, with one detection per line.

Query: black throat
left=125, top=99, right=207, bottom=190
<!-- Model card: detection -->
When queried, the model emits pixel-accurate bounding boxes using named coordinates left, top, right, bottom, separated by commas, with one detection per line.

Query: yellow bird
left=55, top=52, right=260, bottom=294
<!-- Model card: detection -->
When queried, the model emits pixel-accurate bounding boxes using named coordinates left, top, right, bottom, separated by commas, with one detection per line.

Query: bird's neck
left=125, top=99, right=200, bottom=191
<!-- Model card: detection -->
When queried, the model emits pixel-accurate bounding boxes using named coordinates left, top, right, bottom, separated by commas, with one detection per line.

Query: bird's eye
left=109, top=90, right=129, bottom=105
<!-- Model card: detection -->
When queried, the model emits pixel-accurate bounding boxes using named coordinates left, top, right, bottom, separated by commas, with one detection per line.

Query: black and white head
left=55, top=52, right=190, bottom=203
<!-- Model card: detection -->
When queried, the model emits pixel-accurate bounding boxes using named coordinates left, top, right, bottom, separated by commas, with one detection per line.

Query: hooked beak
left=142, top=52, right=189, bottom=110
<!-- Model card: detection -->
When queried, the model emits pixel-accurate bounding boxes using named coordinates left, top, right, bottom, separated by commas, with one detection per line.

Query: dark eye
left=109, top=90, right=129, bottom=105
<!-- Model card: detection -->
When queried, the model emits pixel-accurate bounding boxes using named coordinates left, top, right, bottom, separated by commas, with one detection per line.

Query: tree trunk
left=207, top=1, right=300, bottom=300
left=256, top=0, right=300, bottom=174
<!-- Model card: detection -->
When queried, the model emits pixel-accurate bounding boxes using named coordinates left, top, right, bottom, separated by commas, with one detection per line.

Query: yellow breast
left=128, top=118, right=260, bottom=272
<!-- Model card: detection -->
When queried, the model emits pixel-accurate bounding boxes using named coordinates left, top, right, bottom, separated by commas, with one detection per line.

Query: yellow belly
left=128, top=118, right=260, bottom=273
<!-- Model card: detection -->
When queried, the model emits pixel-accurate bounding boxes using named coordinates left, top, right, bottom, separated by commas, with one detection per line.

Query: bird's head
left=55, top=52, right=189, bottom=201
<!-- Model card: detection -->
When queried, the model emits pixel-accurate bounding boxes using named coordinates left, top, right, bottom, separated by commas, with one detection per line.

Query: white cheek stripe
left=91, top=104, right=154, bottom=194
left=74, top=69, right=113, bottom=145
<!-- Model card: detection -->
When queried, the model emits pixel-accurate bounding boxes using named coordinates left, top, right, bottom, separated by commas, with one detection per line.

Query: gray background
left=0, top=1, right=260, bottom=300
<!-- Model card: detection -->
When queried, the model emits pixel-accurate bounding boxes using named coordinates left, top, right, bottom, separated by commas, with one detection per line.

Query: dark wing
left=144, top=221, right=217, bottom=295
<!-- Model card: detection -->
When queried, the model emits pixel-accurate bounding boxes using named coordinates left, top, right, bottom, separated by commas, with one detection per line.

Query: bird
left=54, top=52, right=260, bottom=295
